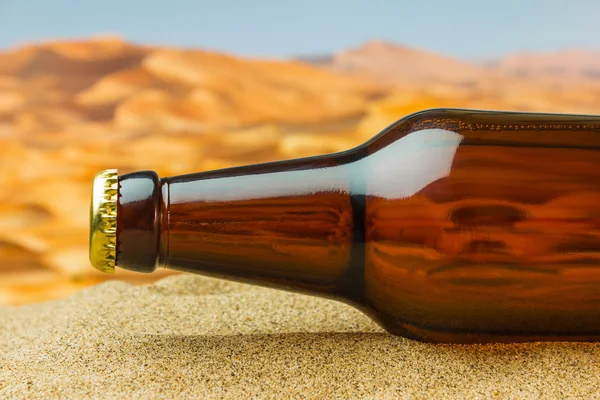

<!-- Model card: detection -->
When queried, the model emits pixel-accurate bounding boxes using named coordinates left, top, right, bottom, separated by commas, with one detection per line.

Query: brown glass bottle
left=109, top=109, right=600, bottom=343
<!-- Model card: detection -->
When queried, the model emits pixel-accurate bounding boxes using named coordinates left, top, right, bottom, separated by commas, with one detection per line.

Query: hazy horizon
left=1, top=0, right=599, bottom=60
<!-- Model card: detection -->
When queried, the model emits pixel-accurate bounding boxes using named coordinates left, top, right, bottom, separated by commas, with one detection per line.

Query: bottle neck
left=115, top=153, right=367, bottom=300
left=159, top=163, right=363, bottom=299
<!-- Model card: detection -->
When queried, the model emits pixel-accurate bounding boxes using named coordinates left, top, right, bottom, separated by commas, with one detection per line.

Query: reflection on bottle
left=351, top=128, right=463, bottom=198
left=172, top=128, right=463, bottom=203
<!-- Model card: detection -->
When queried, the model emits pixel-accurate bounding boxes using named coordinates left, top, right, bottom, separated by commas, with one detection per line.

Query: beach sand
left=1, top=275, right=599, bottom=399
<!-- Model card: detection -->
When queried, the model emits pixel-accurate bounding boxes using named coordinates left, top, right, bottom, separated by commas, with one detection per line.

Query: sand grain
left=1, top=275, right=599, bottom=399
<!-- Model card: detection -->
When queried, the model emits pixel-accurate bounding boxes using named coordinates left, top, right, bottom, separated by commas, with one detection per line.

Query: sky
left=1, top=0, right=599, bottom=60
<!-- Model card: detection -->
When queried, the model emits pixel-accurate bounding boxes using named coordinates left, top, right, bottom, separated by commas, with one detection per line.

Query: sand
left=1, top=276, right=599, bottom=399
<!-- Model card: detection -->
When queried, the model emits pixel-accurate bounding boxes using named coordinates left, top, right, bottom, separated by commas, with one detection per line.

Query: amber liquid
left=117, top=109, right=600, bottom=343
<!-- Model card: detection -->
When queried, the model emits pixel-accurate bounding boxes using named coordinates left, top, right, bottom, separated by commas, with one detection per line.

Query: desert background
left=2, top=1, right=600, bottom=305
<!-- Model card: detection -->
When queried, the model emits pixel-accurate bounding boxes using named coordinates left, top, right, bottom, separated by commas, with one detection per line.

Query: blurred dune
left=1, top=36, right=600, bottom=305
left=489, top=49, right=600, bottom=83
left=319, top=40, right=492, bottom=86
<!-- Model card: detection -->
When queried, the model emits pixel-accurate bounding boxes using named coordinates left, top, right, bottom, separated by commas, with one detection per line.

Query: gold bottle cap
left=89, top=169, right=118, bottom=273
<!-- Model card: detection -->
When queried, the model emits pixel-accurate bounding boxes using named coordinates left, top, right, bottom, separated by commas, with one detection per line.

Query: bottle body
left=115, top=109, right=600, bottom=343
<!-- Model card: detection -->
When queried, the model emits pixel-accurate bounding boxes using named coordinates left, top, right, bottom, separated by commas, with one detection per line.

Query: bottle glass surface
left=114, top=109, right=600, bottom=343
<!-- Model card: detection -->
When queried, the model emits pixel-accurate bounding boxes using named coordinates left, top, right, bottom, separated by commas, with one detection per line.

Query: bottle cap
left=89, top=169, right=118, bottom=273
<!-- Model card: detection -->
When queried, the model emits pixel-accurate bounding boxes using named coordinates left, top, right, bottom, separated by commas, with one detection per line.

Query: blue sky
left=1, top=0, right=599, bottom=60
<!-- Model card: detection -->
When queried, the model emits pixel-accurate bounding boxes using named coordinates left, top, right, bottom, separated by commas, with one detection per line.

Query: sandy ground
left=1, top=275, right=599, bottom=399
